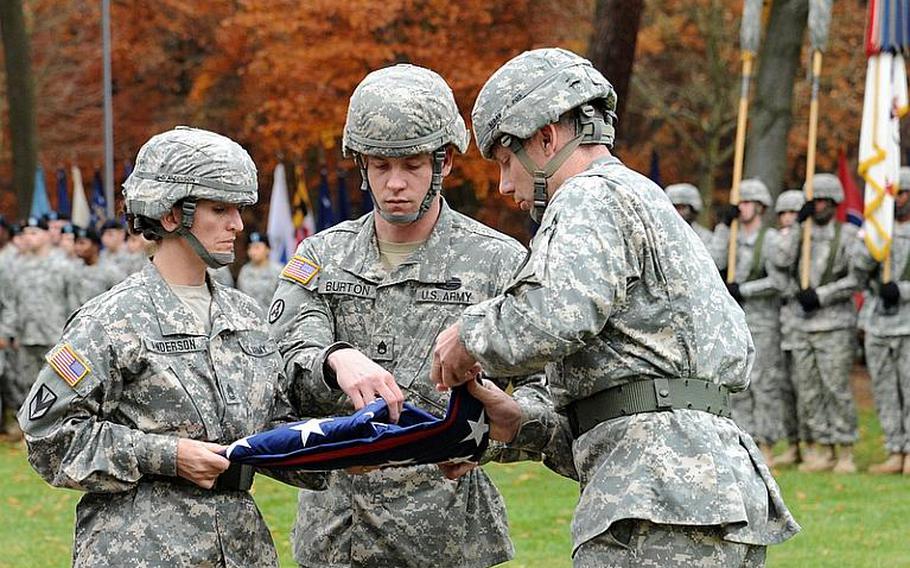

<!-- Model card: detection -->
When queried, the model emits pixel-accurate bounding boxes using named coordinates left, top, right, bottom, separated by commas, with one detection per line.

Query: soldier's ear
left=538, top=124, right=560, bottom=157
left=160, top=207, right=181, bottom=232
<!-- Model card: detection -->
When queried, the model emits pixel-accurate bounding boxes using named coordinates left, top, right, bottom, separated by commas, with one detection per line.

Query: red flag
left=836, top=148, right=864, bottom=227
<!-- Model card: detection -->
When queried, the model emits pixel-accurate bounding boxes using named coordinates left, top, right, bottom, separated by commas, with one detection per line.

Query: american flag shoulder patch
left=282, top=255, right=320, bottom=286
left=46, top=343, right=91, bottom=388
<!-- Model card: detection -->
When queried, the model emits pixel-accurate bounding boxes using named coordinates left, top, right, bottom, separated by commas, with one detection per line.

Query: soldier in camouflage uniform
left=777, top=173, right=859, bottom=473
left=773, top=189, right=808, bottom=466
left=18, top=126, right=324, bottom=567
left=237, top=231, right=282, bottom=313
left=7, top=216, right=76, bottom=434
left=432, top=48, right=798, bottom=567
left=68, top=226, right=126, bottom=308
left=854, top=167, right=910, bottom=475
left=666, top=182, right=713, bottom=246
left=269, top=64, right=542, bottom=568
left=709, top=179, right=785, bottom=464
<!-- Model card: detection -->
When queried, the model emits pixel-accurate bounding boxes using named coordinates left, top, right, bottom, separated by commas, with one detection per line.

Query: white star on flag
left=291, top=418, right=332, bottom=446
left=460, top=412, right=488, bottom=447
left=225, top=437, right=252, bottom=459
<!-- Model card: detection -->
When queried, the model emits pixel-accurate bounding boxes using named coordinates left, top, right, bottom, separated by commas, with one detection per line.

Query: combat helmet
left=775, top=189, right=805, bottom=214
left=805, top=173, right=844, bottom=204
left=343, top=64, right=469, bottom=224
left=738, top=178, right=772, bottom=208
left=665, top=183, right=703, bottom=212
left=472, top=48, right=617, bottom=221
left=122, top=126, right=258, bottom=268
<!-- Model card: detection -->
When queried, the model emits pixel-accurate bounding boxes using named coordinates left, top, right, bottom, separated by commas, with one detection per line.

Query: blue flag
left=223, top=385, right=489, bottom=471
left=30, top=166, right=52, bottom=218
left=55, top=168, right=71, bottom=217
left=316, top=168, right=336, bottom=231
left=90, top=169, right=107, bottom=229
left=337, top=168, right=351, bottom=222
left=649, top=149, right=662, bottom=187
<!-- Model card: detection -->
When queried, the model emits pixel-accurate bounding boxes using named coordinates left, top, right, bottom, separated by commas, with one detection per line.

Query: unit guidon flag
left=223, top=385, right=489, bottom=471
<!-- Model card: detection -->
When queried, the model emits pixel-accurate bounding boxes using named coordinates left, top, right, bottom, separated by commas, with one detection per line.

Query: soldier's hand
left=328, top=348, right=404, bottom=423
left=797, top=201, right=815, bottom=224
left=466, top=378, right=521, bottom=443
left=796, top=287, right=821, bottom=312
left=176, top=439, right=230, bottom=489
left=726, top=282, right=744, bottom=305
left=432, top=323, right=480, bottom=389
left=0, top=337, right=7, bottom=350
left=880, top=281, right=901, bottom=308
left=719, top=204, right=740, bottom=226
left=437, top=461, right=477, bottom=480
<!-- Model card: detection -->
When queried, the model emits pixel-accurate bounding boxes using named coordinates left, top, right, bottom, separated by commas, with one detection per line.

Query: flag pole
left=727, top=52, right=753, bottom=283
left=800, top=0, right=833, bottom=289
left=727, top=0, right=763, bottom=283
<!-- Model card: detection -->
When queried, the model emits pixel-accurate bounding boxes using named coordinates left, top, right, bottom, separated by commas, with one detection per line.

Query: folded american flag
left=223, top=385, right=489, bottom=470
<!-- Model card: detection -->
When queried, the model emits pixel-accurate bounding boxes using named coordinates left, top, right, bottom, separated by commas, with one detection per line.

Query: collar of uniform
left=894, top=220, right=910, bottom=237
left=342, top=198, right=456, bottom=286
left=142, top=262, right=207, bottom=337
left=812, top=220, right=837, bottom=239
left=209, top=275, right=260, bottom=335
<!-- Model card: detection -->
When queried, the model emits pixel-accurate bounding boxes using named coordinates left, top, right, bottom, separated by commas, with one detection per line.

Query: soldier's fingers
left=347, top=389, right=366, bottom=410
left=430, top=354, right=443, bottom=386
left=377, top=383, right=402, bottom=423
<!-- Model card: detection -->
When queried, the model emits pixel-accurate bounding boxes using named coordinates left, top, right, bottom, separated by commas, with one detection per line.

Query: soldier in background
left=433, top=48, right=798, bottom=566
left=666, top=182, right=713, bottom=245
left=270, top=64, right=537, bottom=568
left=236, top=231, right=282, bottom=313
left=853, top=167, right=910, bottom=475
left=69, top=226, right=126, bottom=308
left=58, top=223, right=78, bottom=263
left=709, top=179, right=784, bottom=464
left=99, top=219, right=135, bottom=274
left=773, top=189, right=808, bottom=466
left=777, top=173, right=859, bottom=474
left=18, top=126, right=324, bottom=567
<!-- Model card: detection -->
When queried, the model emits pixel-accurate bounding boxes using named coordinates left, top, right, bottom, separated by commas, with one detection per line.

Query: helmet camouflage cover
left=343, top=64, right=469, bottom=158
left=471, top=47, right=617, bottom=160
left=738, top=178, right=772, bottom=208
left=775, top=189, right=806, bottom=213
left=805, top=173, right=844, bottom=204
left=665, top=183, right=703, bottom=212
left=123, top=126, right=258, bottom=220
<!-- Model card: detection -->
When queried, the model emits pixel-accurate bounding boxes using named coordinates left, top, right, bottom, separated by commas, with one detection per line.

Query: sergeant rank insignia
left=46, top=343, right=90, bottom=388
left=282, top=255, right=320, bottom=286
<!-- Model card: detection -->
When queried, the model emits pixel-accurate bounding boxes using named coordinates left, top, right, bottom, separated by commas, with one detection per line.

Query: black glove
left=797, top=200, right=815, bottom=223
left=719, top=204, right=740, bottom=226
left=796, top=287, right=821, bottom=312
left=726, top=282, right=744, bottom=304
left=880, top=281, right=901, bottom=309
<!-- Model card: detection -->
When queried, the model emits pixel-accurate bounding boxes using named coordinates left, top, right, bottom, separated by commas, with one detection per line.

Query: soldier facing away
left=269, top=64, right=547, bottom=568
left=18, top=126, right=323, bottom=567
left=432, top=47, right=799, bottom=567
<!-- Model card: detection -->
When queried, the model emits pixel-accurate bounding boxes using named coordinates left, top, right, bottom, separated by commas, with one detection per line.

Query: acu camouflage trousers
left=865, top=333, right=910, bottom=453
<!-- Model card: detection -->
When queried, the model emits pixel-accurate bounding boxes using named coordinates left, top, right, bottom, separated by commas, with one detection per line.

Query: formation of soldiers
left=0, top=215, right=283, bottom=440
left=667, top=171, right=910, bottom=475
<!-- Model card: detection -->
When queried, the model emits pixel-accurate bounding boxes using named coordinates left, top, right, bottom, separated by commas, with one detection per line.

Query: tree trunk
left=588, top=0, right=645, bottom=138
left=743, top=0, right=808, bottom=199
left=0, top=0, right=37, bottom=220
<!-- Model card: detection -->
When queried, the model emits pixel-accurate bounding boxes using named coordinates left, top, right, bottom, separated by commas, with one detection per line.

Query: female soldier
left=18, top=126, right=321, bottom=567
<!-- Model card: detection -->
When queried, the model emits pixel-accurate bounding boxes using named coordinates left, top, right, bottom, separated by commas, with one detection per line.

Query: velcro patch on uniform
left=29, top=384, right=58, bottom=420
left=282, top=256, right=320, bottom=286
left=319, top=279, right=377, bottom=299
left=144, top=337, right=207, bottom=354
left=46, top=344, right=90, bottom=388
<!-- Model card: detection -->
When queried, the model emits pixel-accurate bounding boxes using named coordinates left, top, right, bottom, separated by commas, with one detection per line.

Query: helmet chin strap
left=502, top=104, right=612, bottom=223
left=357, top=148, right=447, bottom=225
left=173, top=199, right=235, bottom=268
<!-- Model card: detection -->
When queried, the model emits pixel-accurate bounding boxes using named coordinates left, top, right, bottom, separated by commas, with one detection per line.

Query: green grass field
left=1, top=408, right=907, bottom=567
